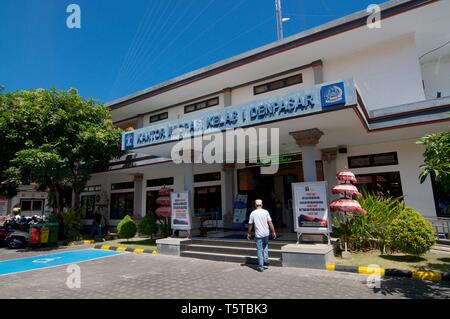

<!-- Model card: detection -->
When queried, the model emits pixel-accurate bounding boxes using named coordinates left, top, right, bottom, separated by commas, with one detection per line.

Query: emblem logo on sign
left=124, top=132, right=134, bottom=149
left=320, top=82, right=346, bottom=108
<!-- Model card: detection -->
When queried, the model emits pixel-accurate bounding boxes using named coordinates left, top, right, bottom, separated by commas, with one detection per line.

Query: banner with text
left=170, top=192, right=192, bottom=231
left=292, top=181, right=329, bottom=233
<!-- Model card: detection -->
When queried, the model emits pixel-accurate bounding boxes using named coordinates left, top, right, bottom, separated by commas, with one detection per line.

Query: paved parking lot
left=0, top=246, right=449, bottom=299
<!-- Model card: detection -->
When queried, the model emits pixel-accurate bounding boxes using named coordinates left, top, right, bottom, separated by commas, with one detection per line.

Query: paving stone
left=0, top=247, right=448, bottom=299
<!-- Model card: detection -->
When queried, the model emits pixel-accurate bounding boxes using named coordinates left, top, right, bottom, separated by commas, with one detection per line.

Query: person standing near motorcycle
left=12, top=207, right=22, bottom=222
left=90, top=209, right=103, bottom=240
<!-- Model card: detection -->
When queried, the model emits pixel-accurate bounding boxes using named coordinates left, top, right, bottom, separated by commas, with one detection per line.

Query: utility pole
left=275, top=0, right=283, bottom=41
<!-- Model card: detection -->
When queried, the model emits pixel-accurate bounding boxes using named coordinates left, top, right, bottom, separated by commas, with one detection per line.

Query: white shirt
left=248, top=209, right=272, bottom=238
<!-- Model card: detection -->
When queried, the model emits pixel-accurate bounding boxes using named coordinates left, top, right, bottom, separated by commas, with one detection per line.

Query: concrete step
left=183, top=243, right=283, bottom=258
left=189, top=238, right=291, bottom=250
left=180, top=250, right=282, bottom=266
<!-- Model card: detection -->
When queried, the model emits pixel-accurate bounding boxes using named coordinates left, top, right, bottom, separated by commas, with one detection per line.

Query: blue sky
left=0, top=0, right=385, bottom=103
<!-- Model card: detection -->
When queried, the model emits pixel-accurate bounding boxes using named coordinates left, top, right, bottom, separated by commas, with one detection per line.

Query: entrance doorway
left=237, top=157, right=324, bottom=232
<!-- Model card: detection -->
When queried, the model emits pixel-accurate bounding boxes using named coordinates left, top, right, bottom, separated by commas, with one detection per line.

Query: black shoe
left=257, top=267, right=264, bottom=272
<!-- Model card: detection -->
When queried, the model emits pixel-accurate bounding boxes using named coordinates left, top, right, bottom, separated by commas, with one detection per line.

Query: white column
left=136, top=115, right=145, bottom=129
left=222, top=163, right=235, bottom=228
left=223, top=88, right=232, bottom=107
left=301, top=146, right=317, bottom=182
left=183, top=162, right=194, bottom=211
left=311, top=60, right=323, bottom=85
left=289, top=128, right=324, bottom=182
left=133, top=174, right=144, bottom=219
left=321, top=148, right=338, bottom=201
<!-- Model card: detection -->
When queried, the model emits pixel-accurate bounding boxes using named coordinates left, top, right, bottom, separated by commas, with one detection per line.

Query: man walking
left=247, top=199, right=276, bottom=272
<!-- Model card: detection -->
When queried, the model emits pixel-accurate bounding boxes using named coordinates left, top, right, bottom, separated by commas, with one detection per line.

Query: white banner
left=170, top=192, right=192, bottom=231
left=292, top=182, right=329, bottom=233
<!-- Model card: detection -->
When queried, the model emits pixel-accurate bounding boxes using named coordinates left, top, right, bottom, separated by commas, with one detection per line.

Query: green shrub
left=48, top=208, right=82, bottom=240
left=332, top=193, right=403, bottom=253
left=138, top=213, right=158, bottom=238
left=117, top=215, right=137, bottom=241
left=158, top=217, right=172, bottom=237
left=385, top=208, right=435, bottom=255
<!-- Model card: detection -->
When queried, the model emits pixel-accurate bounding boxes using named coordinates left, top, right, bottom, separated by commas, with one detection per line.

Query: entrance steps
left=180, top=238, right=293, bottom=266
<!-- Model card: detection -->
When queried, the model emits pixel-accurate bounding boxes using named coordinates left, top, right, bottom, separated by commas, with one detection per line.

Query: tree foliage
left=417, top=130, right=450, bottom=192
left=0, top=88, right=123, bottom=213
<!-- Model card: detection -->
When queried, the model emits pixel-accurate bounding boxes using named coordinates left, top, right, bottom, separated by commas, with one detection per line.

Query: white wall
left=142, top=93, right=225, bottom=128
left=231, top=68, right=315, bottom=106
left=10, top=189, right=50, bottom=217
left=421, top=54, right=450, bottom=99
left=324, top=34, right=426, bottom=110
left=335, top=139, right=436, bottom=218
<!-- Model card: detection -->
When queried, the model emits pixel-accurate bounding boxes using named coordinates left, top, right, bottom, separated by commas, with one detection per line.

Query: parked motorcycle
left=4, top=215, right=46, bottom=249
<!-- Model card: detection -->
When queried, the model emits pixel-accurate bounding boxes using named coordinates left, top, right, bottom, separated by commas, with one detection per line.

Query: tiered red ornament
left=330, top=169, right=366, bottom=215
left=155, top=187, right=171, bottom=218
left=330, top=169, right=366, bottom=257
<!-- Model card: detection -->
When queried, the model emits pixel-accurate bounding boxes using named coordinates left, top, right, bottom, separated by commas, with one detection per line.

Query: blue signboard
left=122, top=79, right=356, bottom=150
left=124, top=132, right=134, bottom=150
left=232, top=194, right=248, bottom=230
left=320, top=82, right=346, bottom=108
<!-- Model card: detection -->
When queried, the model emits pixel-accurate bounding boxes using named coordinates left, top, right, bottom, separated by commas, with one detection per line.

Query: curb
left=326, top=263, right=450, bottom=282
left=94, top=244, right=158, bottom=255
left=65, top=240, right=95, bottom=246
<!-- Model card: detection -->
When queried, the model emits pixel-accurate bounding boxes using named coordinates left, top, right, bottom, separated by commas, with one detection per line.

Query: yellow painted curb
left=83, top=240, right=94, bottom=244
left=68, top=243, right=75, bottom=246
left=133, top=248, right=145, bottom=254
left=412, top=271, right=442, bottom=281
left=152, top=250, right=158, bottom=254
left=358, top=266, right=385, bottom=276
left=116, top=247, right=127, bottom=252
left=100, top=245, right=110, bottom=250
left=326, top=263, right=335, bottom=271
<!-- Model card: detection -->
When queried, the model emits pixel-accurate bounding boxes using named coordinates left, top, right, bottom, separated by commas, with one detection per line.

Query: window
left=111, top=182, right=134, bottom=190
left=348, top=152, right=398, bottom=169
left=149, top=112, right=168, bottom=123
left=110, top=192, right=134, bottom=220
left=194, top=186, right=222, bottom=220
left=146, top=177, right=174, bottom=188
left=432, top=176, right=450, bottom=218
left=184, top=97, right=219, bottom=113
left=194, top=172, right=221, bottom=183
left=20, top=199, right=44, bottom=215
left=81, top=195, right=96, bottom=219
left=83, top=185, right=101, bottom=192
left=355, top=172, right=403, bottom=198
left=253, top=74, right=303, bottom=95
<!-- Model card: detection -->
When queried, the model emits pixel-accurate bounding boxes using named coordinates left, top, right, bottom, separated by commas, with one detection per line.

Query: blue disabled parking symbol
left=0, top=249, right=122, bottom=276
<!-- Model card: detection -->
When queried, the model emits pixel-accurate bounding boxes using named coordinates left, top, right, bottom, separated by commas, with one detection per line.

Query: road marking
left=0, top=249, right=123, bottom=277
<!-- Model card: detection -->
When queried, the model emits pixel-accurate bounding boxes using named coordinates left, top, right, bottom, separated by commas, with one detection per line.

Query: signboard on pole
left=170, top=192, right=192, bottom=231
left=0, top=200, right=7, bottom=217
left=232, top=194, right=248, bottom=230
left=292, top=182, right=330, bottom=235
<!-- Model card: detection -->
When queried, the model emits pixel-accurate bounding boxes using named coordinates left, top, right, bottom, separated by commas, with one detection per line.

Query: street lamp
left=275, top=0, right=290, bottom=40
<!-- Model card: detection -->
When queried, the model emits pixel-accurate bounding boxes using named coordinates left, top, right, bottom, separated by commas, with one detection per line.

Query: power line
left=419, top=40, right=450, bottom=60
